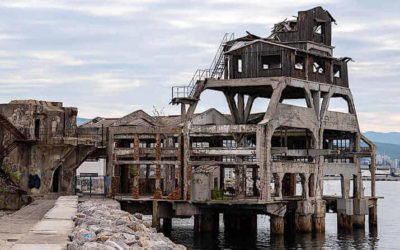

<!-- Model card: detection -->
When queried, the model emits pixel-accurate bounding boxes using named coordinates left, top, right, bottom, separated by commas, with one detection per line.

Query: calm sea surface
left=164, top=181, right=399, bottom=249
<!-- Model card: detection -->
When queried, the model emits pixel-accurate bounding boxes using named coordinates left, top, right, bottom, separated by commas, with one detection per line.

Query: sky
left=0, top=0, right=399, bottom=132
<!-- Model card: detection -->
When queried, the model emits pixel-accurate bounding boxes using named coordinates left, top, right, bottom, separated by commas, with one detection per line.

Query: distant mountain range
left=77, top=117, right=90, bottom=126
left=363, top=131, right=400, bottom=145
left=362, top=132, right=400, bottom=159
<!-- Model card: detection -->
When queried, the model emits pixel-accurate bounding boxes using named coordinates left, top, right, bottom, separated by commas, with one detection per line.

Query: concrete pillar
left=152, top=200, right=160, bottom=231
left=162, top=218, right=172, bottom=235
left=270, top=215, right=284, bottom=234
left=310, top=199, right=326, bottom=233
left=295, top=200, right=313, bottom=233
left=337, top=211, right=353, bottom=231
left=154, top=134, right=162, bottom=199
left=199, top=213, right=219, bottom=233
left=369, top=202, right=378, bottom=229
left=352, top=215, right=365, bottom=228
left=132, top=134, right=139, bottom=199
left=313, top=214, right=326, bottom=233
left=337, top=198, right=353, bottom=231
left=274, top=173, right=283, bottom=199
left=252, top=167, right=258, bottom=196
left=295, top=214, right=312, bottom=233
left=194, top=215, right=200, bottom=234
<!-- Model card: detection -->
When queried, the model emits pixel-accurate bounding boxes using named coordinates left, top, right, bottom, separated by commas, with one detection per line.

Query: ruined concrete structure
left=0, top=6, right=378, bottom=235
left=0, top=100, right=98, bottom=197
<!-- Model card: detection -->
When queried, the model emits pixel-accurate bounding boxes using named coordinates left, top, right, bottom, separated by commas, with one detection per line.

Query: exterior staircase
left=171, top=33, right=234, bottom=104
left=0, top=114, right=28, bottom=162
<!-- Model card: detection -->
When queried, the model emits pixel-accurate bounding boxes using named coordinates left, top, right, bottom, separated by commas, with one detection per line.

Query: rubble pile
left=68, top=200, right=185, bottom=250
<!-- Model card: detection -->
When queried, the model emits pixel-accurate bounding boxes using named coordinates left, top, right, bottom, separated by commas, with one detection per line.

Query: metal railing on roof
left=171, top=33, right=234, bottom=102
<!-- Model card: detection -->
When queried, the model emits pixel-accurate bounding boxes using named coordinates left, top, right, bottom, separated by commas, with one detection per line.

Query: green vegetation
left=211, top=187, right=229, bottom=200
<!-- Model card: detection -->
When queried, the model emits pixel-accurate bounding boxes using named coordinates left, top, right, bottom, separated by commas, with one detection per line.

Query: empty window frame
left=294, top=56, right=305, bottom=70
left=222, top=139, right=236, bottom=148
left=261, top=55, right=281, bottom=70
left=312, top=59, right=325, bottom=74
left=333, top=64, right=341, bottom=78
left=314, top=24, right=322, bottom=34
left=237, top=57, right=243, bottom=73
left=192, top=141, right=210, bottom=148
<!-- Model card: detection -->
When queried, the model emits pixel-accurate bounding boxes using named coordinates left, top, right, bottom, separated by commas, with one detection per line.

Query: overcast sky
left=0, top=0, right=399, bottom=132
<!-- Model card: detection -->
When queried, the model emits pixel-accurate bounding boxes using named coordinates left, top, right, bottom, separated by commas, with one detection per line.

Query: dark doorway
left=52, top=165, right=61, bottom=192
left=34, top=119, right=40, bottom=138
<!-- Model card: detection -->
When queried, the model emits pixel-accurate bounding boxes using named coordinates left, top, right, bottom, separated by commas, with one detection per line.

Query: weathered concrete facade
left=0, top=100, right=97, bottom=197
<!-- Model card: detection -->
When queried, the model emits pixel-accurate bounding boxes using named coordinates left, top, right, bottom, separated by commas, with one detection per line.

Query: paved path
left=0, top=199, right=56, bottom=250
left=0, top=196, right=77, bottom=250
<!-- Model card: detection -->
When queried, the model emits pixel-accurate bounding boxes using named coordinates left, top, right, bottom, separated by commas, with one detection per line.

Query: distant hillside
left=77, top=117, right=90, bottom=126
left=373, top=142, right=400, bottom=160
left=363, top=131, right=400, bottom=145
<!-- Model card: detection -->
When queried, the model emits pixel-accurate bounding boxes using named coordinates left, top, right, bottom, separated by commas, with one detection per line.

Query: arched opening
left=328, top=96, right=353, bottom=114
left=52, top=165, right=62, bottom=192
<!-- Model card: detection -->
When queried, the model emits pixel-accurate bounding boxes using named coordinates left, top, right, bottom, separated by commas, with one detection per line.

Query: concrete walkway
left=0, top=199, right=56, bottom=250
left=0, top=196, right=77, bottom=250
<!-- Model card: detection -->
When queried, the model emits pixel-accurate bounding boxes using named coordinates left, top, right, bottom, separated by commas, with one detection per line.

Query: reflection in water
left=164, top=181, right=398, bottom=249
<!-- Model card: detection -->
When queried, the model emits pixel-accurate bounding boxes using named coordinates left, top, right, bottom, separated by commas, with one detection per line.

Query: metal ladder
left=172, top=33, right=234, bottom=101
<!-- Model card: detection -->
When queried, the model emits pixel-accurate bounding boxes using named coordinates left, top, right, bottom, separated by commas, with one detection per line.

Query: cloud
left=0, top=0, right=397, bottom=132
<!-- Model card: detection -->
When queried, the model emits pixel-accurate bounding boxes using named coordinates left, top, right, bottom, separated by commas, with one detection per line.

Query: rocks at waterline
left=68, top=200, right=186, bottom=250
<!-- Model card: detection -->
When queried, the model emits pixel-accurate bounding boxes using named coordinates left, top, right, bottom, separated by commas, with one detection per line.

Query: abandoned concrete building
left=0, top=7, right=378, bottom=235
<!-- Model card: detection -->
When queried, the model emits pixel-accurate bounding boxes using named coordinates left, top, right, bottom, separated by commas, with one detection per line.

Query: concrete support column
left=194, top=215, right=200, bottom=234
left=154, top=134, right=162, bottom=199
left=352, top=215, right=365, bottom=228
left=198, top=212, right=219, bottom=233
left=270, top=215, right=284, bottom=234
left=252, top=166, right=258, bottom=196
left=132, top=133, right=139, bottom=199
left=337, top=211, right=353, bottom=231
left=313, top=214, right=326, bottom=233
left=337, top=198, right=353, bottom=231
left=295, top=200, right=313, bottom=233
left=152, top=200, right=160, bottom=231
left=369, top=202, right=378, bottom=229
left=275, top=173, right=284, bottom=199
left=313, top=200, right=326, bottom=233
left=162, top=218, right=172, bottom=235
